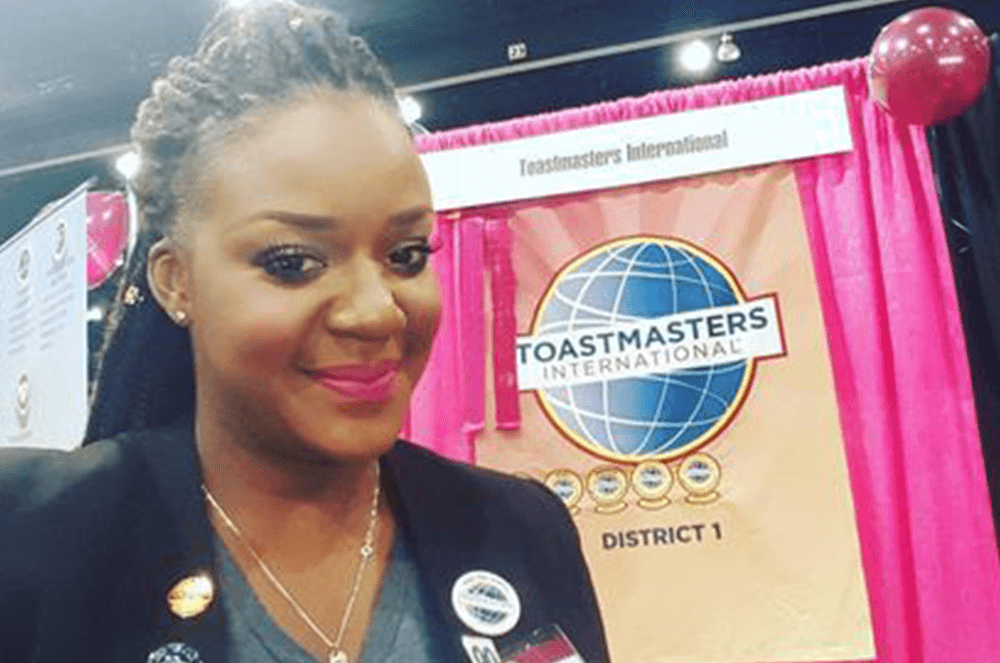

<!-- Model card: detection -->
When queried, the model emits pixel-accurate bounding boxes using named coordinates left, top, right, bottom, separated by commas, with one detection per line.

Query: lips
left=308, top=360, right=401, bottom=402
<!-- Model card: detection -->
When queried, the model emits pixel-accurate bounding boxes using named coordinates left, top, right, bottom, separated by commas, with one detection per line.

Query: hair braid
left=85, top=228, right=194, bottom=442
left=85, top=0, right=399, bottom=444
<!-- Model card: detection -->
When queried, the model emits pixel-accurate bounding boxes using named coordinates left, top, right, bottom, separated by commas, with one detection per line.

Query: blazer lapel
left=384, top=443, right=491, bottom=663
left=110, top=429, right=556, bottom=663
left=111, top=417, right=229, bottom=663
left=383, top=442, right=554, bottom=663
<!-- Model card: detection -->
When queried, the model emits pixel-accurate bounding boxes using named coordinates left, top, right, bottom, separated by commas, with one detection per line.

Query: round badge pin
left=451, top=570, right=522, bottom=636
left=147, top=642, right=202, bottom=663
left=167, top=572, right=215, bottom=619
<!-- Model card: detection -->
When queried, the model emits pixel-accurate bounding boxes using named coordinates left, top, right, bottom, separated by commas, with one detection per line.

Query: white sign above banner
left=419, top=85, right=853, bottom=211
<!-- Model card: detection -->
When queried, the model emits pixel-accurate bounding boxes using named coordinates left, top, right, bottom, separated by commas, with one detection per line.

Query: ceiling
left=1, top=0, right=998, bottom=239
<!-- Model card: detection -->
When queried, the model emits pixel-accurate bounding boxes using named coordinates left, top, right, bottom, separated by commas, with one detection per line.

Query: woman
left=0, top=2, right=609, bottom=663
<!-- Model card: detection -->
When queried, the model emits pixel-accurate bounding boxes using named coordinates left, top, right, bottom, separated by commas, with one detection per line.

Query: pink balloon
left=868, top=7, right=991, bottom=125
left=86, top=192, right=129, bottom=289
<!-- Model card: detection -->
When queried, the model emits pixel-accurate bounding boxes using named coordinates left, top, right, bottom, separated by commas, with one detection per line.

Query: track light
left=114, top=151, right=140, bottom=181
left=716, top=33, right=741, bottom=63
left=678, top=40, right=713, bottom=73
left=398, top=95, right=422, bottom=125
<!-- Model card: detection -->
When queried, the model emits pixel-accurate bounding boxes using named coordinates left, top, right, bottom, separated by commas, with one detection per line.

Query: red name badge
left=498, top=625, right=585, bottom=663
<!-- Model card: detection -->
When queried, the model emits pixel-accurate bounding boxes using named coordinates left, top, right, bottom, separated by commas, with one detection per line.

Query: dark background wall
left=1, top=0, right=998, bottom=242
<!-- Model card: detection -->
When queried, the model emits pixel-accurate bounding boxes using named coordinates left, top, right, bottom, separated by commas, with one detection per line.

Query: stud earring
left=173, top=310, right=188, bottom=326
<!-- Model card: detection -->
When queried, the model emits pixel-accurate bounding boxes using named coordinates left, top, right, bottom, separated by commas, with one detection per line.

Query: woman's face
left=162, top=90, right=440, bottom=462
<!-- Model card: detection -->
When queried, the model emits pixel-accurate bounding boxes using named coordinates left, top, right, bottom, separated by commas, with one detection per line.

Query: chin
left=261, top=378, right=414, bottom=462
left=294, top=411, right=405, bottom=461
left=267, top=430, right=395, bottom=466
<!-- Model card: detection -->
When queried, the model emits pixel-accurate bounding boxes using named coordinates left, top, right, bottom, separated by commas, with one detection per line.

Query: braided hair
left=84, top=0, right=399, bottom=443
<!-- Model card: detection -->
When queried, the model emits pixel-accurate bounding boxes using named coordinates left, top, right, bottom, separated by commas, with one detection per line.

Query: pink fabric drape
left=484, top=216, right=521, bottom=430
left=407, top=215, right=486, bottom=459
left=410, top=59, right=1000, bottom=662
left=792, top=63, right=1000, bottom=663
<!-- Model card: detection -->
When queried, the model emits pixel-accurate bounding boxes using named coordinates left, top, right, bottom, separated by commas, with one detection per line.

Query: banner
left=475, top=164, right=875, bottom=663
left=420, top=86, right=851, bottom=211
left=0, top=182, right=88, bottom=449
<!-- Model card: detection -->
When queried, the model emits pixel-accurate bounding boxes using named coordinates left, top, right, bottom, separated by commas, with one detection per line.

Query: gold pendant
left=329, top=650, right=348, bottom=663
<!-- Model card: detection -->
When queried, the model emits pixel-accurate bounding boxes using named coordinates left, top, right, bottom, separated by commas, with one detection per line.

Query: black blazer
left=0, top=418, right=610, bottom=663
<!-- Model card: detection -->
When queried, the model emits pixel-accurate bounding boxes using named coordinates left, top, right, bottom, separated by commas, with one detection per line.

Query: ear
left=146, top=238, right=191, bottom=323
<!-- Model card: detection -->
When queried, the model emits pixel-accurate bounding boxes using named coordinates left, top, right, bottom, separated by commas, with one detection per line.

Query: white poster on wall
left=0, top=182, right=88, bottom=449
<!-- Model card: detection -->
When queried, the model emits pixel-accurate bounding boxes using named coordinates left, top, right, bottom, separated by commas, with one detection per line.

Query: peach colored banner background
left=475, top=164, right=874, bottom=663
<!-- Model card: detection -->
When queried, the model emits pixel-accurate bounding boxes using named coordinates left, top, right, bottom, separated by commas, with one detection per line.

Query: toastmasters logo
left=518, top=236, right=786, bottom=462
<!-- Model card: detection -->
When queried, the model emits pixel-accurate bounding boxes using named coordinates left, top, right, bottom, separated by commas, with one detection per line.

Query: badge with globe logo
left=517, top=236, right=786, bottom=477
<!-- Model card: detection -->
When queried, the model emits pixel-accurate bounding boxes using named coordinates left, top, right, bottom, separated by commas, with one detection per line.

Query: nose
left=324, top=257, right=406, bottom=340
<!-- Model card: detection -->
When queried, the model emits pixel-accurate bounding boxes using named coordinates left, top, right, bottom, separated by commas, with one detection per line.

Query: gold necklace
left=202, top=462, right=381, bottom=663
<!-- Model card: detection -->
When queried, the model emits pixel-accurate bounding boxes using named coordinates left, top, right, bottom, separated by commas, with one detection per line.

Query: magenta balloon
left=868, top=7, right=991, bottom=125
left=86, top=192, right=129, bottom=289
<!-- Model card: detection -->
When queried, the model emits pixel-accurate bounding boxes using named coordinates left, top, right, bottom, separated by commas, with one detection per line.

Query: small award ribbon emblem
left=678, top=453, right=722, bottom=504
left=631, top=461, right=672, bottom=510
left=586, top=466, right=628, bottom=514
left=544, top=469, right=584, bottom=515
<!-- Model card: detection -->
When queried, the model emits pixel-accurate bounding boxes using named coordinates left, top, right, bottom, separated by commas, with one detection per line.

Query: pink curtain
left=409, top=59, right=1000, bottom=662
left=406, top=214, right=486, bottom=456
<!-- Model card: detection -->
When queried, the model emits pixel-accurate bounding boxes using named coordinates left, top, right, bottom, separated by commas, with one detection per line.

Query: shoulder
left=387, top=442, right=610, bottom=663
left=386, top=440, right=575, bottom=536
left=0, top=438, right=134, bottom=627
left=0, top=439, right=128, bottom=515
left=0, top=422, right=192, bottom=518
left=388, top=440, right=561, bottom=502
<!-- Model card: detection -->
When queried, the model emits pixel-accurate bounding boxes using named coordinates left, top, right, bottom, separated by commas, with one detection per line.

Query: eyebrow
left=248, top=206, right=434, bottom=233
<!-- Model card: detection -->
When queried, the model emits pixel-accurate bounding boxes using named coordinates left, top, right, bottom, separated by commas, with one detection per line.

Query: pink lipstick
left=310, top=361, right=400, bottom=402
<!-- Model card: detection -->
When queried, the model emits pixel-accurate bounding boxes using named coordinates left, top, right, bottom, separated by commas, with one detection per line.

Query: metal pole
left=398, top=0, right=907, bottom=94
left=0, top=145, right=127, bottom=181
left=1, top=0, right=907, bottom=179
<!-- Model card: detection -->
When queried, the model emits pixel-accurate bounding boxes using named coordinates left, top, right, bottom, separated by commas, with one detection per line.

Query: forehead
left=198, top=90, right=429, bottom=229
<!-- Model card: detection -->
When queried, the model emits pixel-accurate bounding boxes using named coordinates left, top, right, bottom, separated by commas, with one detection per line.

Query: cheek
left=193, top=279, right=311, bottom=370
left=401, top=276, right=442, bottom=356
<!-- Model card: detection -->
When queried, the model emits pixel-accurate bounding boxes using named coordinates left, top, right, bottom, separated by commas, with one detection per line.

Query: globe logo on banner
left=517, top=236, right=786, bottom=462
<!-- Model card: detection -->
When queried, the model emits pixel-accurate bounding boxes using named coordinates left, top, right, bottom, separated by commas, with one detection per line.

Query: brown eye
left=387, top=241, right=433, bottom=276
left=252, top=245, right=326, bottom=284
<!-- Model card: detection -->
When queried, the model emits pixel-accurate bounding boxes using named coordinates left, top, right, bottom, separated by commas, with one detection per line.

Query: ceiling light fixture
left=114, top=151, right=140, bottom=181
left=678, top=40, right=713, bottom=74
left=716, top=33, right=741, bottom=63
left=398, top=95, right=422, bottom=124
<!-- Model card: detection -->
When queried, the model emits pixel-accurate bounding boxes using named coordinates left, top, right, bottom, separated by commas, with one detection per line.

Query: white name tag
left=462, top=635, right=502, bottom=663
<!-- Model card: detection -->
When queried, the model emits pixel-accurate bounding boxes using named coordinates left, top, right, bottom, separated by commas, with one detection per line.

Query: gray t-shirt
left=214, top=534, right=441, bottom=663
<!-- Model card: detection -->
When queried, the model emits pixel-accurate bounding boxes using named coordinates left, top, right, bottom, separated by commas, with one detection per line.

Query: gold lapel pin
left=167, top=572, right=215, bottom=620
